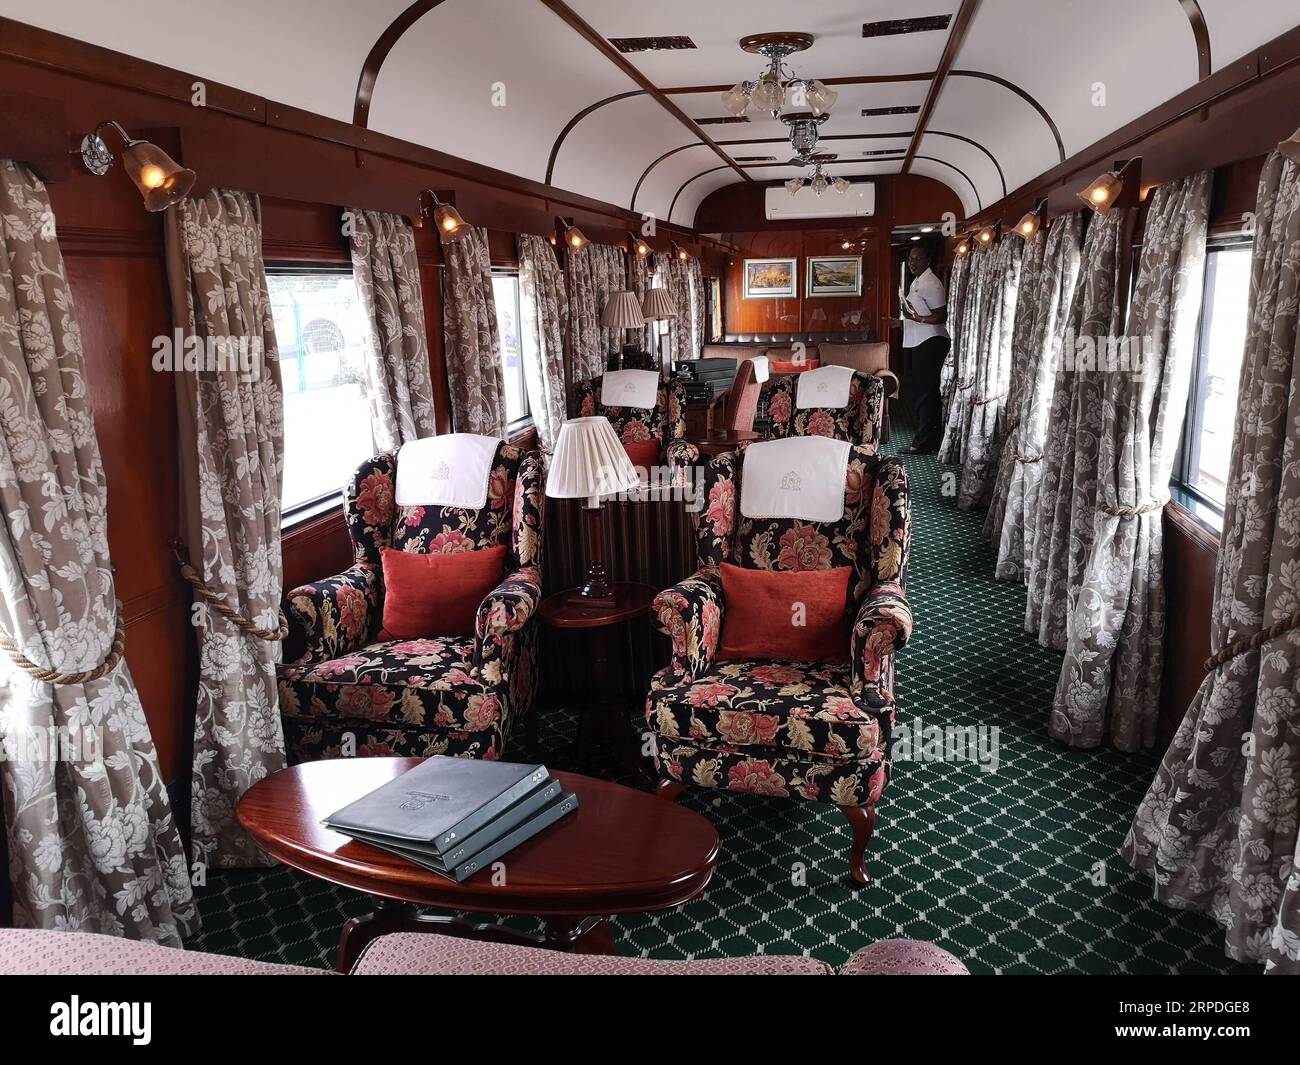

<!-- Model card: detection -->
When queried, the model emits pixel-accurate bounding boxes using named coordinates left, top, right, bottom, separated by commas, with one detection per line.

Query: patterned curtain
left=1124, top=152, right=1300, bottom=972
left=348, top=209, right=437, bottom=451
left=653, top=251, right=693, bottom=367
left=687, top=256, right=706, bottom=359
left=1052, top=173, right=1211, bottom=750
left=517, top=234, right=568, bottom=452
left=938, top=242, right=992, bottom=464
left=939, top=253, right=971, bottom=410
left=164, top=189, right=286, bottom=869
left=987, top=214, right=1083, bottom=580
left=441, top=225, right=506, bottom=435
left=1025, top=208, right=1134, bottom=650
left=0, top=160, right=196, bottom=943
left=626, top=247, right=655, bottom=353
left=956, top=237, right=1023, bottom=509
left=565, top=242, right=624, bottom=388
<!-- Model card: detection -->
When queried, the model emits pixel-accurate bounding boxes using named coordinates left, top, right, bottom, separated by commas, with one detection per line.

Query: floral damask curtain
left=517, top=233, right=568, bottom=452
left=0, top=160, right=196, bottom=942
left=956, top=236, right=1023, bottom=509
left=1025, top=208, right=1134, bottom=650
left=1052, top=173, right=1210, bottom=750
left=939, top=242, right=992, bottom=464
left=626, top=247, right=655, bottom=353
left=164, top=189, right=286, bottom=869
left=348, top=209, right=437, bottom=451
left=939, top=252, right=971, bottom=410
left=988, top=214, right=1083, bottom=581
left=1124, top=152, right=1300, bottom=972
left=441, top=225, right=506, bottom=435
left=653, top=251, right=694, bottom=367
left=687, top=256, right=706, bottom=359
left=565, top=241, right=624, bottom=388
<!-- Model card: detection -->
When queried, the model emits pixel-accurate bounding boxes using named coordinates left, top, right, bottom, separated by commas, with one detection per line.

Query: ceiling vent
left=696, top=116, right=750, bottom=125
left=766, top=182, right=876, bottom=221
left=861, top=105, right=921, bottom=117
left=863, top=149, right=905, bottom=157
left=611, top=36, right=697, bottom=53
left=862, top=16, right=952, bottom=38
left=735, top=155, right=777, bottom=162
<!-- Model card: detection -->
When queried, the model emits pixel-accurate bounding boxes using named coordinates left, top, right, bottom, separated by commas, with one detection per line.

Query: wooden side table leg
left=338, top=899, right=416, bottom=973
left=656, top=779, right=686, bottom=802
left=543, top=915, right=615, bottom=955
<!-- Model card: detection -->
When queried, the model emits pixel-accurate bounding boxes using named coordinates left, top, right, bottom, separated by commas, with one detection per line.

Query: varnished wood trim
left=902, top=0, right=981, bottom=174
left=545, top=90, right=646, bottom=185
left=537, top=0, right=751, bottom=182
left=353, top=1, right=452, bottom=127
left=950, top=70, right=1066, bottom=162
left=54, top=225, right=162, bottom=257
left=1167, top=499, right=1220, bottom=553
left=1180, top=0, right=1213, bottom=81
left=631, top=142, right=704, bottom=212
left=669, top=165, right=730, bottom=222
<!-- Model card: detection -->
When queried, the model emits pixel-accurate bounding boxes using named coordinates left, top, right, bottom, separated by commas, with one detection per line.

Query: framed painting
left=742, top=257, right=797, bottom=299
left=807, top=255, right=863, bottom=297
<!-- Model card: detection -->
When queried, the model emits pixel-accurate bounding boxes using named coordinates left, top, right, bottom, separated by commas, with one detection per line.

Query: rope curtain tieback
left=168, top=538, right=288, bottom=641
left=957, top=380, right=975, bottom=391
left=1205, top=608, right=1300, bottom=672
left=1099, top=496, right=1169, bottom=518
left=0, top=602, right=126, bottom=685
left=1015, top=451, right=1045, bottom=463
left=973, top=391, right=1008, bottom=406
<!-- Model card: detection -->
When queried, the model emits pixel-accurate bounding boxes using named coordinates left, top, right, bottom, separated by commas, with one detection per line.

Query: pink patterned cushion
left=350, top=933, right=832, bottom=975
left=0, top=929, right=331, bottom=976
left=838, top=939, right=969, bottom=975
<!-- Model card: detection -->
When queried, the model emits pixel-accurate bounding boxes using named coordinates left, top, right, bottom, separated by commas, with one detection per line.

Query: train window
left=268, top=266, right=376, bottom=522
left=491, top=271, right=531, bottom=427
left=1172, top=241, right=1253, bottom=525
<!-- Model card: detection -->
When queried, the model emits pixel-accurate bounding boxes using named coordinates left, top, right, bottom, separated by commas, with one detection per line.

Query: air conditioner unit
left=765, top=182, right=875, bottom=221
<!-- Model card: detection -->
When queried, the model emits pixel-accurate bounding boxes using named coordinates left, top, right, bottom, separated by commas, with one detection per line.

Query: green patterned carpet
left=191, top=427, right=1249, bottom=974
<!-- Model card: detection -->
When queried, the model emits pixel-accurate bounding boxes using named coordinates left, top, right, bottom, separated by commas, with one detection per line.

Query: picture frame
left=806, top=255, right=863, bottom=298
left=742, top=257, right=798, bottom=299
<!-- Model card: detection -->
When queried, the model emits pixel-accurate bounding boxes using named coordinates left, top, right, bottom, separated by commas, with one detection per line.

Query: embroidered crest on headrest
left=780, top=470, right=802, bottom=492
left=432, top=461, right=451, bottom=480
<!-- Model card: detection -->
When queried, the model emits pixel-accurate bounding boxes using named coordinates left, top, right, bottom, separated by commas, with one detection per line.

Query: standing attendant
left=891, top=245, right=949, bottom=455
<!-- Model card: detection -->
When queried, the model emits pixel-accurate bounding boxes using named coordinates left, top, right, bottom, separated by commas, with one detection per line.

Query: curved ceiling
left=5, top=0, right=1296, bottom=225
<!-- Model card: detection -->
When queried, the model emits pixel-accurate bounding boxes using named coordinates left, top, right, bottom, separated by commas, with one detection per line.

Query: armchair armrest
left=873, top=369, right=900, bottom=400
left=283, top=563, right=379, bottom=665
left=653, top=567, right=723, bottom=679
left=665, top=438, right=700, bottom=479
left=476, top=566, right=542, bottom=640
left=851, top=580, right=912, bottom=692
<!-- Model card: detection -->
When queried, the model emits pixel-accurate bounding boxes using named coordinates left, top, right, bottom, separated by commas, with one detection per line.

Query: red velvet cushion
left=380, top=545, right=506, bottom=638
left=717, top=562, right=852, bottom=661
left=623, top=438, right=661, bottom=469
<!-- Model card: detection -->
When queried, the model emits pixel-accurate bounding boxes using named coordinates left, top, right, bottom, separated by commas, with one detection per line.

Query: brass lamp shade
left=641, top=287, right=677, bottom=321
left=434, top=203, right=471, bottom=242
left=1077, top=171, right=1123, bottom=215
left=600, top=291, right=646, bottom=330
left=1012, top=210, right=1040, bottom=239
left=120, top=140, right=194, bottom=212
left=564, top=224, right=590, bottom=251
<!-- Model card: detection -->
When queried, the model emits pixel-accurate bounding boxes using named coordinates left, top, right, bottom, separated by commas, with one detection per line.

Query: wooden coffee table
left=238, top=757, right=720, bottom=971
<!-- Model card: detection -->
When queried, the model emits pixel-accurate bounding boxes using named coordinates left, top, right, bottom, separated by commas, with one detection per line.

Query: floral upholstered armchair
left=277, top=440, right=543, bottom=763
left=762, top=369, right=885, bottom=451
left=647, top=443, right=911, bottom=884
left=574, top=372, right=697, bottom=473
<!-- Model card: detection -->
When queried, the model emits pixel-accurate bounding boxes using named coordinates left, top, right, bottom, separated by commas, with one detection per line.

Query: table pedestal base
left=337, top=899, right=614, bottom=972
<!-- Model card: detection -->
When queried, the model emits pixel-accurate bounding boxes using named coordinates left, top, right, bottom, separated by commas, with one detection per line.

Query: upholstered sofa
left=648, top=442, right=912, bottom=884
left=0, top=929, right=968, bottom=975
left=277, top=438, right=543, bottom=763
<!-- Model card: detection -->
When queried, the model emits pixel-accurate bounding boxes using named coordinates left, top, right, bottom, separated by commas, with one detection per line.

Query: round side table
left=687, top=428, right=760, bottom=459
left=538, top=582, right=657, bottom=778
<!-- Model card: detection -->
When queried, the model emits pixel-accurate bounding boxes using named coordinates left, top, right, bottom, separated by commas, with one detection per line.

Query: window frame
left=1169, top=235, right=1254, bottom=534
left=268, top=261, right=376, bottom=530
left=490, top=267, right=533, bottom=435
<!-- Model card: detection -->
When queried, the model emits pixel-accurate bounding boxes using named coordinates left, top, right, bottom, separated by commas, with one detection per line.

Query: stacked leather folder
left=323, top=757, right=577, bottom=882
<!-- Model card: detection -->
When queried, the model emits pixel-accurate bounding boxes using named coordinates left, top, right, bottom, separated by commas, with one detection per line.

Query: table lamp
left=601, top=290, right=646, bottom=369
left=640, top=286, right=677, bottom=374
left=546, top=417, right=640, bottom=604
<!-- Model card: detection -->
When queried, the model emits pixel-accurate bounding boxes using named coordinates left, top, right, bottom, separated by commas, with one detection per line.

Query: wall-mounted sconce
left=975, top=221, right=998, bottom=246
left=419, top=189, right=470, bottom=242
left=671, top=240, right=689, bottom=261
left=79, top=121, right=194, bottom=212
left=556, top=216, right=589, bottom=251
left=1077, top=157, right=1141, bottom=215
left=1280, top=126, right=1300, bottom=164
left=1011, top=199, right=1047, bottom=239
left=628, top=231, right=652, bottom=257
left=954, top=237, right=971, bottom=256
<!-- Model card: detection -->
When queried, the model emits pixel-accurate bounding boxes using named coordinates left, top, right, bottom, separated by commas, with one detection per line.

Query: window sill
left=282, top=495, right=344, bottom=533
left=1167, top=486, right=1221, bottom=551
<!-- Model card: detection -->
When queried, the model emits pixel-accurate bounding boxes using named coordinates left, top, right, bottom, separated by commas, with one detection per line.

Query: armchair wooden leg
left=840, top=804, right=877, bottom=886
left=656, top=779, right=686, bottom=802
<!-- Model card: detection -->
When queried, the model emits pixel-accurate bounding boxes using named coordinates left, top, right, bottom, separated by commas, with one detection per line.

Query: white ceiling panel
left=1199, top=0, right=1299, bottom=71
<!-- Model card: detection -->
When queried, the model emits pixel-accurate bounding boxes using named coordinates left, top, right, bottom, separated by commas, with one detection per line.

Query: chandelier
left=784, top=154, right=850, bottom=197
left=720, top=32, right=838, bottom=120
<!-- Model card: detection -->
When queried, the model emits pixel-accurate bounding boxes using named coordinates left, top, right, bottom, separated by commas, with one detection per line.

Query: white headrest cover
left=796, top=364, right=856, bottom=409
left=394, top=433, right=501, bottom=509
left=739, top=436, right=851, bottom=523
left=600, top=369, right=660, bottom=410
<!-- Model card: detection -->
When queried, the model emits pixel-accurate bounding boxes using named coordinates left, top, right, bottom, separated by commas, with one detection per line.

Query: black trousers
left=903, top=335, right=950, bottom=451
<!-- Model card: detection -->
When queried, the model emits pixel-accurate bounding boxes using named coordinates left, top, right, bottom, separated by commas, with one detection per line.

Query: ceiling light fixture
left=784, top=154, right=848, bottom=197
left=1077, top=158, right=1141, bottom=215
left=79, top=121, right=195, bottom=212
left=720, top=32, right=836, bottom=120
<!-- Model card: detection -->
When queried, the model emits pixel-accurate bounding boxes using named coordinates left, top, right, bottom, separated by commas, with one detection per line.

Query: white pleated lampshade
left=545, top=417, right=640, bottom=501
left=601, top=290, right=646, bottom=329
left=641, top=287, right=677, bottom=321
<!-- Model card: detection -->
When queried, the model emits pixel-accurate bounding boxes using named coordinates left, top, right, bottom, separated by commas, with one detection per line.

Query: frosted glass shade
left=546, top=417, right=640, bottom=501
left=121, top=140, right=194, bottom=212
left=600, top=291, right=646, bottom=330
left=641, top=287, right=677, bottom=321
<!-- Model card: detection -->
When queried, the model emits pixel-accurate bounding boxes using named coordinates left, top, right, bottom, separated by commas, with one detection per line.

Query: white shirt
left=902, top=267, right=949, bottom=348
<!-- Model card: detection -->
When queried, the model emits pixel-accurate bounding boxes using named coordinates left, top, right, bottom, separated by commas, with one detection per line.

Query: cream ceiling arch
left=6, top=0, right=1294, bottom=225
